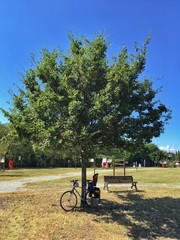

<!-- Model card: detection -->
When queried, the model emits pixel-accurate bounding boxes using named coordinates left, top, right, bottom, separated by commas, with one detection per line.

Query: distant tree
left=127, top=143, right=169, bottom=166
left=1, top=34, right=171, bottom=195
left=174, top=151, right=180, bottom=161
left=0, top=123, right=34, bottom=168
left=96, top=147, right=130, bottom=161
left=0, top=123, right=10, bottom=155
left=145, top=143, right=168, bottom=166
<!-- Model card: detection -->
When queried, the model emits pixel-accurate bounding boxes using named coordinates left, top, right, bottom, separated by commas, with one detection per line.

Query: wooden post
left=93, top=158, right=96, bottom=175
left=113, top=159, right=115, bottom=176
left=123, top=159, right=126, bottom=176
left=113, top=159, right=126, bottom=176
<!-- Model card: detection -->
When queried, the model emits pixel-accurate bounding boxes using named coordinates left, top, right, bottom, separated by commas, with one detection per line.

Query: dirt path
left=0, top=169, right=109, bottom=193
left=1, top=169, right=179, bottom=193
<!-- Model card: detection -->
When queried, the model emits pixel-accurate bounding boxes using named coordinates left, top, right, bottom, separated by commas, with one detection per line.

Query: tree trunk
left=80, top=147, right=87, bottom=199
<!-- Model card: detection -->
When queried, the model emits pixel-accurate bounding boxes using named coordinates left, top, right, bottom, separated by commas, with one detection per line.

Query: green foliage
left=95, top=147, right=130, bottom=161
left=1, top=33, right=171, bottom=189
left=1, top=34, right=171, bottom=153
left=127, top=143, right=169, bottom=166
left=0, top=124, right=174, bottom=169
left=0, top=123, right=14, bottom=156
left=174, top=151, right=180, bottom=161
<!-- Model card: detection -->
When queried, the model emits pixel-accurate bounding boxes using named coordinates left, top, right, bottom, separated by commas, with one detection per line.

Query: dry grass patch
left=0, top=168, right=81, bottom=181
left=0, top=189, right=129, bottom=240
left=0, top=168, right=180, bottom=239
left=0, top=186, right=180, bottom=240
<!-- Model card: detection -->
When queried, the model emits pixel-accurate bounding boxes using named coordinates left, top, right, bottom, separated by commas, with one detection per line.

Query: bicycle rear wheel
left=85, top=192, right=100, bottom=208
left=60, top=191, right=78, bottom=211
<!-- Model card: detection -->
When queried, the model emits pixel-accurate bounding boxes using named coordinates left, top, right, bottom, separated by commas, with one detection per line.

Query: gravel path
left=1, top=169, right=179, bottom=193
left=0, top=170, right=107, bottom=193
left=0, top=171, right=85, bottom=193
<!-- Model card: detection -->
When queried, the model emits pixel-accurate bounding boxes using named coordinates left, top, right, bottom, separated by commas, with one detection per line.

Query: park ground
left=0, top=167, right=180, bottom=240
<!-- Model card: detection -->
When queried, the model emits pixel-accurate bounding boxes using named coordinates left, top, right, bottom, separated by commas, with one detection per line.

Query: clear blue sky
left=0, top=0, right=180, bottom=151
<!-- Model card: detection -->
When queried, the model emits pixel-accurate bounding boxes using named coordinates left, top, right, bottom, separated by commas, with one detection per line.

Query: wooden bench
left=104, top=175, right=138, bottom=192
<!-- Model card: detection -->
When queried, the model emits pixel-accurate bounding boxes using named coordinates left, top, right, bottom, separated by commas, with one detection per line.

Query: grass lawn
left=0, top=168, right=81, bottom=181
left=0, top=167, right=180, bottom=240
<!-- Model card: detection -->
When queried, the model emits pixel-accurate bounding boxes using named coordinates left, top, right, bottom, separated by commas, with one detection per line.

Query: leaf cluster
left=1, top=34, right=171, bottom=152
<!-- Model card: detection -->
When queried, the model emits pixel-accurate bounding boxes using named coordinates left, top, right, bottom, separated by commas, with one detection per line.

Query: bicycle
left=60, top=174, right=100, bottom=211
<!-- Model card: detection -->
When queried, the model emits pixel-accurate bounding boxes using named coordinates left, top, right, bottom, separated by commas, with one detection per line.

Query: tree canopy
left=1, top=33, right=171, bottom=189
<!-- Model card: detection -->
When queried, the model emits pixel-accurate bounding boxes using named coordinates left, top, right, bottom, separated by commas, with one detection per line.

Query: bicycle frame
left=70, top=184, right=87, bottom=202
left=60, top=176, right=100, bottom=211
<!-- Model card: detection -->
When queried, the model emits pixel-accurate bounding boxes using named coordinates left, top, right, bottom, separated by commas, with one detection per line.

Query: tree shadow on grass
left=85, top=190, right=180, bottom=240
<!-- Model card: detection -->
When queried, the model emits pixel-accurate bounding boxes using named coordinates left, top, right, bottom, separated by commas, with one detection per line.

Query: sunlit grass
left=0, top=167, right=180, bottom=239
left=0, top=168, right=81, bottom=181
left=0, top=185, right=180, bottom=239
left=24, top=167, right=180, bottom=190
left=101, top=167, right=180, bottom=184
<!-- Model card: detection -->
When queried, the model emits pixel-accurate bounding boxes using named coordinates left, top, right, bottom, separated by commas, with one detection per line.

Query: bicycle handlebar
left=70, top=180, right=78, bottom=183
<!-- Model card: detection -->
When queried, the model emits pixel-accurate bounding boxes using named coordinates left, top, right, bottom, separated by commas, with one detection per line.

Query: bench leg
left=131, top=182, right=138, bottom=191
left=104, top=182, right=109, bottom=192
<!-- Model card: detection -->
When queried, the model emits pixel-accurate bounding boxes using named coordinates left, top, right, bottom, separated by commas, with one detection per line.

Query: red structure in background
left=162, top=163, right=166, bottom=168
left=8, top=160, right=14, bottom=169
left=102, top=162, right=109, bottom=169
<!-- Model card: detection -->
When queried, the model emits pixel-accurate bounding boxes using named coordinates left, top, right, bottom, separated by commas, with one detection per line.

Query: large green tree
left=1, top=34, right=171, bottom=192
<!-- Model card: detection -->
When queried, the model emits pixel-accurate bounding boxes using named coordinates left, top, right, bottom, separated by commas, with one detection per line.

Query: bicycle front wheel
left=85, top=192, right=100, bottom=208
left=60, top=191, right=78, bottom=211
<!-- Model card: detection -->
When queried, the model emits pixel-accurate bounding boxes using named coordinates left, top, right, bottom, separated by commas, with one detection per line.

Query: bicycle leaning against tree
left=60, top=173, right=100, bottom=211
